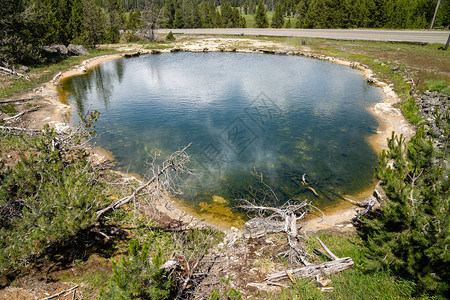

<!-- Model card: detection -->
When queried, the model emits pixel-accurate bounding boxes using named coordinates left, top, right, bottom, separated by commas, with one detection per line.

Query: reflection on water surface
left=61, top=52, right=382, bottom=218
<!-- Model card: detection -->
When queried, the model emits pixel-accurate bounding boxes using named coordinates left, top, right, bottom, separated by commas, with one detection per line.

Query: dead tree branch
left=0, top=96, right=41, bottom=104
left=96, top=144, right=192, bottom=219
left=240, top=199, right=315, bottom=265
left=0, top=66, right=30, bottom=81
left=2, top=105, right=40, bottom=122
left=172, top=229, right=218, bottom=299
left=265, top=257, right=354, bottom=282
left=0, top=125, right=42, bottom=134
left=42, top=284, right=79, bottom=300
left=316, top=237, right=338, bottom=260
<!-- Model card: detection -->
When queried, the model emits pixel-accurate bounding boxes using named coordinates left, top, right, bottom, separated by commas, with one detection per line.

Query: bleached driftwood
left=266, top=257, right=354, bottom=282
left=2, top=105, right=40, bottom=122
left=241, top=199, right=313, bottom=265
left=96, top=143, right=192, bottom=219
left=42, top=284, right=78, bottom=300
left=52, top=71, right=62, bottom=83
left=0, top=66, right=30, bottom=81
left=0, top=125, right=42, bottom=134
left=0, top=96, right=41, bottom=104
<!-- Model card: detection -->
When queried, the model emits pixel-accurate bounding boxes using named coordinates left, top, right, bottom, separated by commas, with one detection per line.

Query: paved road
left=157, top=28, right=450, bottom=44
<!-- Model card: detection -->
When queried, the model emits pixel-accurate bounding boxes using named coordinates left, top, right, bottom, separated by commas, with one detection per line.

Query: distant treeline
left=1, top=0, right=449, bottom=64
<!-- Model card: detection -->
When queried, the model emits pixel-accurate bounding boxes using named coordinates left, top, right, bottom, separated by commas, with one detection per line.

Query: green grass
left=139, top=41, right=175, bottom=50
left=0, top=103, right=16, bottom=115
left=0, top=48, right=119, bottom=100
left=426, top=80, right=450, bottom=95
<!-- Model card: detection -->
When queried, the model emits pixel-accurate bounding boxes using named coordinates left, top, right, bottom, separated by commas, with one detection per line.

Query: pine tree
left=221, top=1, right=234, bottom=27
left=295, top=0, right=308, bottom=28
left=83, top=0, right=107, bottom=48
left=173, top=8, right=184, bottom=28
left=361, top=127, right=449, bottom=295
left=100, top=240, right=173, bottom=299
left=254, top=0, right=269, bottom=28
left=162, top=0, right=176, bottom=28
left=271, top=4, right=284, bottom=28
left=285, top=17, right=291, bottom=28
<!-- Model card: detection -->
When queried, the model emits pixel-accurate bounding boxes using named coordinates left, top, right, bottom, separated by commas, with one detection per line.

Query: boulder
left=52, top=44, right=68, bottom=56
left=18, top=66, right=29, bottom=73
left=42, top=46, right=58, bottom=54
left=42, top=44, right=69, bottom=56
left=67, top=44, right=90, bottom=56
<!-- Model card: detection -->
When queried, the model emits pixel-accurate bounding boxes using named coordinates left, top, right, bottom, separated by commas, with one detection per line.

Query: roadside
left=157, top=28, right=450, bottom=44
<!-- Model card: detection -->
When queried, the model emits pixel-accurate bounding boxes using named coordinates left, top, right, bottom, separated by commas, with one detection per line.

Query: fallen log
left=2, top=105, right=40, bottom=122
left=52, top=71, right=62, bottom=83
left=42, top=284, right=78, bottom=300
left=0, top=125, right=42, bottom=133
left=0, top=66, right=30, bottom=81
left=265, top=257, right=354, bottom=282
left=0, top=96, right=41, bottom=104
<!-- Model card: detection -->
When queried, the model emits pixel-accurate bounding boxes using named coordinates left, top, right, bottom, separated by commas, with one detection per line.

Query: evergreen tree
left=254, top=0, right=269, bottom=28
left=303, top=0, right=327, bottom=28
left=285, top=17, right=291, bottom=28
left=173, top=8, right=184, bottom=28
left=361, top=128, right=450, bottom=295
left=295, top=0, right=308, bottom=28
left=104, top=0, right=123, bottom=43
left=83, top=0, right=107, bottom=48
left=239, top=13, right=247, bottom=27
left=67, top=0, right=85, bottom=44
left=100, top=241, right=173, bottom=299
left=162, top=0, right=176, bottom=28
left=221, top=1, right=234, bottom=27
left=0, top=0, right=46, bottom=64
left=271, top=4, right=284, bottom=28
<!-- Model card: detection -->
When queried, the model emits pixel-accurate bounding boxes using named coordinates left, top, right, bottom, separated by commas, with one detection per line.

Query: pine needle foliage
left=100, top=239, right=173, bottom=299
left=361, top=126, right=449, bottom=295
left=254, top=0, right=269, bottom=28
left=0, top=112, right=106, bottom=274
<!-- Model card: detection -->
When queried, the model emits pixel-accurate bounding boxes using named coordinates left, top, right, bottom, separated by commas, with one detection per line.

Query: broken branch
left=266, top=257, right=354, bottom=282
left=42, top=284, right=78, bottom=300
left=0, top=66, right=30, bottom=81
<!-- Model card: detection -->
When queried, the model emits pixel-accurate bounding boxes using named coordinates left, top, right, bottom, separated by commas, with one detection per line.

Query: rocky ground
left=415, top=90, right=449, bottom=151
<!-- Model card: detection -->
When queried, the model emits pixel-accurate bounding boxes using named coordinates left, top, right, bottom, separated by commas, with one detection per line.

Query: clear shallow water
left=61, top=52, right=382, bottom=213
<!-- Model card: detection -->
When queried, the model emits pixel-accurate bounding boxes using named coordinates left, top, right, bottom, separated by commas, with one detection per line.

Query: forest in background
left=1, top=0, right=449, bottom=65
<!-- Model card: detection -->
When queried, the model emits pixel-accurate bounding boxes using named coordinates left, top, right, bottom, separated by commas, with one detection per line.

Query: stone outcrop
left=415, top=90, right=449, bottom=151
left=67, top=44, right=90, bottom=56
left=42, top=44, right=68, bottom=56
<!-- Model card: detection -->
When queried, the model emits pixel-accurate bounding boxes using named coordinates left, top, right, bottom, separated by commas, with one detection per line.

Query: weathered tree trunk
left=266, top=257, right=354, bottom=282
left=0, top=66, right=30, bottom=81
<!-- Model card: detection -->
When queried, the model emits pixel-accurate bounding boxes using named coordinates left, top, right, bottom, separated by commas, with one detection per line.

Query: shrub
left=0, top=112, right=105, bottom=274
left=426, top=80, right=450, bottom=95
left=100, top=240, right=173, bottom=299
left=361, top=127, right=449, bottom=295
left=166, top=31, right=176, bottom=41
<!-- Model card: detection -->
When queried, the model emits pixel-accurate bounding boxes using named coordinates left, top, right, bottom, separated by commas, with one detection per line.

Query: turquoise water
left=61, top=52, right=382, bottom=211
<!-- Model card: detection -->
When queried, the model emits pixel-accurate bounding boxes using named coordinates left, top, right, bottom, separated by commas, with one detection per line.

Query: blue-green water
left=61, top=52, right=382, bottom=212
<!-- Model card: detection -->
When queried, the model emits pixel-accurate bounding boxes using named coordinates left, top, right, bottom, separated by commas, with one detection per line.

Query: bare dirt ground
left=0, top=36, right=416, bottom=299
